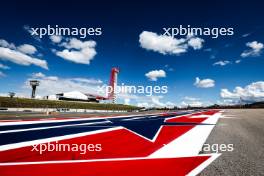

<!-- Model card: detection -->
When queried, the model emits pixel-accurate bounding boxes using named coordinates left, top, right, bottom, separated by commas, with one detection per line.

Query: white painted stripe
left=0, top=112, right=199, bottom=150
left=187, top=153, right=221, bottom=176
left=0, top=127, right=123, bottom=151
left=148, top=113, right=222, bottom=158
left=0, top=112, right=164, bottom=126
left=0, top=120, right=112, bottom=134
left=0, top=153, right=217, bottom=166
left=121, top=117, right=146, bottom=120
left=189, top=115, right=211, bottom=118
left=162, top=113, right=194, bottom=121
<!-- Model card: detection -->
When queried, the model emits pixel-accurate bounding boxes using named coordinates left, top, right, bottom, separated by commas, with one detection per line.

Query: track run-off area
left=0, top=110, right=223, bottom=176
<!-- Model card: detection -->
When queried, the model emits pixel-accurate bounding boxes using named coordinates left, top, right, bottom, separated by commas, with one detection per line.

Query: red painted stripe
left=0, top=155, right=210, bottom=176
left=0, top=111, right=214, bottom=163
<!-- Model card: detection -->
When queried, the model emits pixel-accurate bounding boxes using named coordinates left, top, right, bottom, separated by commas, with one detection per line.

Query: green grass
left=0, top=97, right=140, bottom=111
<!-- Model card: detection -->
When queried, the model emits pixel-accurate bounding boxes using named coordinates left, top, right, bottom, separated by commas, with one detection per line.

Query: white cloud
left=24, top=72, right=104, bottom=97
left=70, top=78, right=103, bottom=85
left=164, top=101, right=176, bottom=108
left=32, top=72, right=45, bottom=78
left=0, top=39, right=48, bottom=69
left=213, top=60, right=231, bottom=66
left=1, top=39, right=38, bottom=55
left=180, top=96, right=206, bottom=108
left=183, top=96, right=200, bottom=101
left=21, top=72, right=173, bottom=108
left=17, top=44, right=37, bottom=54
left=194, top=77, right=215, bottom=88
left=179, top=96, right=212, bottom=108
left=217, top=99, right=239, bottom=106
left=188, top=37, right=204, bottom=50
left=220, top=81, right=264, bottom=102
left=23, top=25, right=41, bottom=42
left=235, top=60, right=241, bottom=64
left=204, top=48, right=212, bottom=52
left=139, top=31, right=187, bottom=55
left=181, top=101, right=203, bottom=107
left=124, top=98, right=130, bottom=105
left=139, top=31, right=204, bottom=55
left=0, top=71, right=5, bottom=77
left=242, top=33, right=251, bottom=38
left=44, top=76, right=58, bottom=81
left=210, top=55, right=216, bottom=59
left=137, top=102, right=150, bottom=108
left=164, top=64, right=174, bottom=71
left=50, top=35, right=62, bottom=43
left=56, top=38, right=96, bottom=64
left=0, top=47, right=48, bottom=69
left=136, top=96, right=175, bottom=108
left=32, top=72, right=58, bottom=81
left=0, top=63, right=10, bottom=69
left=145, top=69, right=166, bottom=81
left=61, top=38, right=96, bottom=50
left=0, top=39, right=15, bottom=49
left=241, top=41, right=263, bottom=57
left=116, top=87, right=176, bottom=108
left=220, top=89, right=239, bottom=99
left=151, top=96, right=166, bottom=107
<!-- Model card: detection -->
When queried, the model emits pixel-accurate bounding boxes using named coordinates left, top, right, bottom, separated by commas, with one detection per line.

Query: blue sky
left=0, top=0, right=264, bottom=107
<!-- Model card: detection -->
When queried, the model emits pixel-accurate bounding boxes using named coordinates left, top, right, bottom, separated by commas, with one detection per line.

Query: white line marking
left=0, top=127, right=122, bottom=151
left=0, top=153, right=218, bottom=166
left=187, top=153, right=221, bottom=176
left=0, top=113, right=164, bottom=126
left=148, top=113, right=221, bottom=158
left=0, top=121, right=112, bottom=134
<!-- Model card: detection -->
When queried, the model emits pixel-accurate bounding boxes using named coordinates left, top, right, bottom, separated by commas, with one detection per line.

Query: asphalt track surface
left=200, top=109, right=264, bottom=176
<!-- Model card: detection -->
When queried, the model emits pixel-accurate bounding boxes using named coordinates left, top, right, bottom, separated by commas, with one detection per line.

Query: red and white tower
left=108, top=67, right=119, bottom=103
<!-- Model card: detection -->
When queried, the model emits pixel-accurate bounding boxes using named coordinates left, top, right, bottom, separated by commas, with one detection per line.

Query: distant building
left=45, top=91, right=101, bottom=103
left=44, top=67, right=119, bottom=104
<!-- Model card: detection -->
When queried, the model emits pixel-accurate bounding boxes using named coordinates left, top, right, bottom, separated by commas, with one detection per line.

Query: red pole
left=108, top=68, right=119, bottom=102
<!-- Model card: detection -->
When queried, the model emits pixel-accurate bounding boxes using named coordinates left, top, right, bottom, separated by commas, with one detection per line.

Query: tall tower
left=30, top=80, right=40, bottom=99
left=108, top=67, right=119, bottom=104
